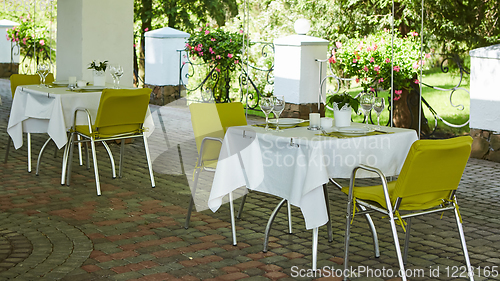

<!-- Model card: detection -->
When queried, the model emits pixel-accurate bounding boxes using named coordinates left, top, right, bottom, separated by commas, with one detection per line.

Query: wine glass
left=272, top=95, right=285, bottom=132
left=359, top=92, right=375, bottom=128
left=109, top=64, right=118, bottom=87
left=260, top=96, right=274, bottom=131
left=37, top=63, right=49, bottom=87
left=373, top=97, right=385, bottom=128
left=113, top=64, right=124, bottom=88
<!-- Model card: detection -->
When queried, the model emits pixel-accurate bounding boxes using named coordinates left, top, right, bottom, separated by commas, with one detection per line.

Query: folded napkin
left=318, top=130, right=394, bottom=138
left=253, top=121, right=310, bottom=129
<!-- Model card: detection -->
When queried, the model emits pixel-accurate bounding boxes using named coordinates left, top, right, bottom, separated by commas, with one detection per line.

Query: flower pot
left=93, top=70, right=106, bottom=86
left=333, top=108, right=352, bottom=127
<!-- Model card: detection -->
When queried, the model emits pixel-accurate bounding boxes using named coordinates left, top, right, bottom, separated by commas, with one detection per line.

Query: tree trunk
left=392, top=83, right=430, bottom=136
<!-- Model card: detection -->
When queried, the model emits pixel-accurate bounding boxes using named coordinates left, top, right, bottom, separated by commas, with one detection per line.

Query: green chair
left=63, top=88, right=155, bottom=196
left=5, top=73, right=55, bottom=172
left=343, top=136, right=474, bottom=281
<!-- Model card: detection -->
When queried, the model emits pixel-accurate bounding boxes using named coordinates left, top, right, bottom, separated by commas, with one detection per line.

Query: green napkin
left=318, top=130, right=394, bottom=138
left=253, top=121, right=310, bottom=129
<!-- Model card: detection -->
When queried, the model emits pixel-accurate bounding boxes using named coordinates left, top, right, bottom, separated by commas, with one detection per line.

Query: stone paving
left=0, top=77, right=500, bottom=281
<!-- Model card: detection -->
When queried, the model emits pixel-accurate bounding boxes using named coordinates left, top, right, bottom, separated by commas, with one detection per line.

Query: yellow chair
left=63, top=88, right=155, bottom=196
left=5, top=73, right=55, bottom=172
left=342, top=136, right=474, bottom=281
left=185, top=102, right=249, bottom=244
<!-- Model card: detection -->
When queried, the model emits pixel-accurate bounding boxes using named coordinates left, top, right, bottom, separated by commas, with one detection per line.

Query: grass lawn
left=248, top=67, right=470, bottom=137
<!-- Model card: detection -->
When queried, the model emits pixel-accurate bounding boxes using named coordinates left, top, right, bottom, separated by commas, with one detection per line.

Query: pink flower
left=216, top=55, right=221, bottom=59
left=385, top=58, right=390, bottom=63
left=144, top=28, right=149, bottom=32
left=5, top=34, right=9, bottom=41
left=374, top=65, right=380, bottom=72
left=215, top=68, right=221, bottom=72
left=197, top=43, right=202, bottom=48
left=199, top=52, right=203, bottom=56
left=353, top=58, right=357, bottom=63
left=369, top=57, right=374, bottom=63
left=393, top=65, right=400, bottom=72
left=369, top=87, right=374, bottom=92
left=211, top=38, right=216, bottom=42
left=336, top=42, right=342, bottom=49
left=209, top=47, right=214, bottom=54
left=239, top=29, right=244, bottom=34
left=19, top=16, right=23, bottom=19
left=328, top=57, right=337, bottom=64
left=206, top=23, right=210, bottom=27
left=414, top=79, right=420, bottom=84
left=394, top=96, right=401, bottom=101
left=205, top=30, right=210, bottom=35
left=39, top=39, right=45, bottom=46
left=230, top=39, right=232, bottom=42
left=355, top=78, right=360, bottom=83
left=378, top=78, right=384, bottom=83
left=182, top=62, right=186, bottom=65
left=199, top=27, right=203, bottom=31
left=410, top=31, right=418, bottom=37
left=425, top=53, right=431, bottom=59
left=363, top=66, right=368, bottom=72
left=235, top=60, right=239, bottom=64
left=228, top=53, right=233, bottom=58
left=22, top=38, right=27, bottom=45
left=23, top=18, right=26, bottom=23
left=395, top=90, right=403, bottom=95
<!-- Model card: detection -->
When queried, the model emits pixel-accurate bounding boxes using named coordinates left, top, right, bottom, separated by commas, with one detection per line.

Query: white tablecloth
left=7, top=85, right=155, bottom=149
left=208, top=123, right=418, bottom=229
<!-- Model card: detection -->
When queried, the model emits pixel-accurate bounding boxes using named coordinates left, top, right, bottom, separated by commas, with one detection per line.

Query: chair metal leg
left=323, top=184, right=332, bottom=242
left=454, top=205, right=475, bottom=281
left=61, top=134, right=72, bottom=185
left=4, top=137, right=11, bottom=163
left=36, top=137, right=52, bottom=175
left=143, top=134, right=155, bottom=188
left=403, top=217, right=412, bottom=264
left=287, top=201, right=293, bottom=234
left=65, top=133, right=76, bottom=186
left=236, top=194, right=247, bottom=219
left=389, top=215, right=407, bottom=281
left=343, top=194, right=354, bottom=281
left=229, top=192, right=237, bottom=246
left=102, top=141, right=116, bottom=179
left=27, top=133, right=31, bottom=173
left=359, top=205, right=381, bottom=258
left=119, top=139, right=125, bottom=178
left=77, top=135, right=83, bottom=166
left=184, top=168, right=200, bottom=229
left=90, top=139, right=101, bottom=196
left=263, top=198, right=287, bottom=252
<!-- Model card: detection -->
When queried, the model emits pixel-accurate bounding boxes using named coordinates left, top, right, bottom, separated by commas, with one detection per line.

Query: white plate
left=337, top=127, right=373, bottom=136
left=52, top=81, right=69, bottom=85
left=269, top=118, right=304, bottom=127
left=79, top=86, right=106, bottom=91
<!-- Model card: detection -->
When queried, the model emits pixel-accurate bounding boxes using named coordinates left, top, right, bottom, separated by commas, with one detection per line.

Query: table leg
left=263, top=198, right=287, bottom=252
left=229, top=192, right=237, bottom=246
left=312, top=227, right=318, bottom=270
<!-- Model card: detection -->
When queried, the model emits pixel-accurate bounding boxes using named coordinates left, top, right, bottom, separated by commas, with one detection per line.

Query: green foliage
left=5, top=14, right=53, bottom=62
left=186, top=26, right=245, bottom=72
left=87, top=60, right=108, bottom=72
left=326, top=92, right=360, bottom=113
left=332, top=30, right=429, bottom=98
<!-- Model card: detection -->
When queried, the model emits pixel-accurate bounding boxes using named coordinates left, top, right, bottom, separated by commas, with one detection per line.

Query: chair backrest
left=392, top=136, right=473, bottom=210
left=216, top=102, right=247, bottom=134
left=10, top=73, right=55, bottom=98
left=189, top=102, right=247, bottom=162
left=93, top=88, right=151, bottom=137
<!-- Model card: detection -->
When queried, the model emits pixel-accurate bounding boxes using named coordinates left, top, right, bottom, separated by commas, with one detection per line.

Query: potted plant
left=326, top=92, right=360, bottom=127
left=88, top=60, right=108, bottom=86
left=185, top=25, right=245, bottom=102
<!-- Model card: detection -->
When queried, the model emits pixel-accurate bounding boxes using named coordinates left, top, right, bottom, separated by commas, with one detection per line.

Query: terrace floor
left=0, top=78, right=499, bottom=281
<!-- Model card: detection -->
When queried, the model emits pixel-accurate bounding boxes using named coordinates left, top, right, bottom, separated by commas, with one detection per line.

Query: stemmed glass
left=109, top=64, right=123, bottom=88
left=260, top=96, right=275, bottom=131
left=272, top=95, right=285, bottom=132
left=359, top=92, right=375, bottom=128
left=37, top=63, right=49, bottom=87
left=373, top=97, right=385, bottom=128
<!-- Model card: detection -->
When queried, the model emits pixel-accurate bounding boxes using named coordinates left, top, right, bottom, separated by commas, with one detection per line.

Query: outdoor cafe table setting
left=6, top=83, right=155, bottom=169
left=207, top=120, right=418, bottom=269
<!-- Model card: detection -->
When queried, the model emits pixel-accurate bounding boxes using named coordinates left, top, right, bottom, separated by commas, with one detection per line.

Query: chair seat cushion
left=75, top=125, right=142, bottom=139
left=341, top=181, right=397, bottom=209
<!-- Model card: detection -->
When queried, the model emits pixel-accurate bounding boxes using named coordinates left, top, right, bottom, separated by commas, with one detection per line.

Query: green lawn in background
left=249, top=67, right=470, bottom=137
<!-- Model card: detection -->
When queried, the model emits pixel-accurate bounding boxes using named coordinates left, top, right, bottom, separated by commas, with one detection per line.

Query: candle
left=309, top=113, right=320, bottom=129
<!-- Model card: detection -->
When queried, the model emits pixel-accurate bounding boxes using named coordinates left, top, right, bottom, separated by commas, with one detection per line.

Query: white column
left=56, top=0, right=134, bottom=87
